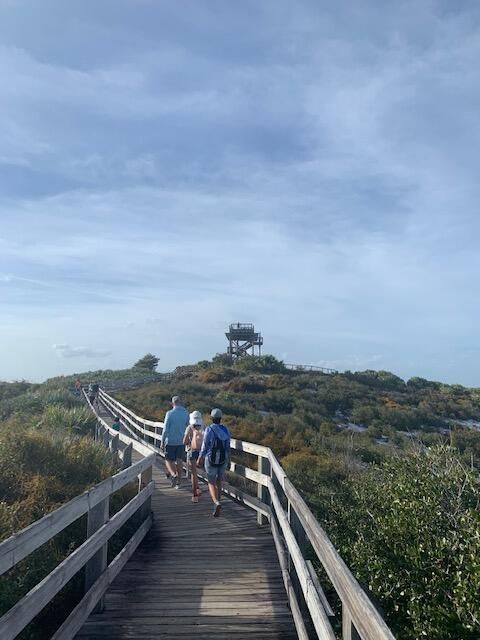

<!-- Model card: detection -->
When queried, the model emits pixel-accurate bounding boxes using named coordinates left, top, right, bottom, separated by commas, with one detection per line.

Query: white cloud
left=0, top=2, right=479, bottom=384
left=53, top=344, right=111, bottom=359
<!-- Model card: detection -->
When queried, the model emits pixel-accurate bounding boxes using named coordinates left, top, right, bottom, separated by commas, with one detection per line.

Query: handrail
left=0, top=399, right=155, bottom=640
left=98, top=389, right=396, bottom=640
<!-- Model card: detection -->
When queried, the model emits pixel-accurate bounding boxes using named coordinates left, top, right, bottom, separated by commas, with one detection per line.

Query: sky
left=1, top=1, right=480, bottom=385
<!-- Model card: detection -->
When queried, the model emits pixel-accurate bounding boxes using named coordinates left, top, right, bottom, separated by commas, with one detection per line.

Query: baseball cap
left=210, top=408, right=222, bottom=419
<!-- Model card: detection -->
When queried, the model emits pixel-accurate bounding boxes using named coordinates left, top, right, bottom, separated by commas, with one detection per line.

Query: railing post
left=84, top=496, right=110, bottom=612
left=288, top=500, right=308, bottom=614
left=122, top=442, right=133, bottom=469
left=342, top=607, right=361, bottom=640
left=102, top=430, right=110, bottom=447
left=257, top=454, right=270, bottom=525
left=138, top=464, right=153, bottom=522
left=109, top=433, right=119, bottom=457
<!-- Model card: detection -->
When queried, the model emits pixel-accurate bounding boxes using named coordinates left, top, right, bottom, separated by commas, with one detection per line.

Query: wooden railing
left=98, top=389, right=395, bottom=640
left=285, top=363, right=338, bottom=374
left=0, top=396, right=155, bottom=640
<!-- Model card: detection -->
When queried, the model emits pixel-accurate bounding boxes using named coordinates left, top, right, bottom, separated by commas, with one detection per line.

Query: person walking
left=183, top=411, right=204, bottom=504
left=111, top=416, right=121, bottom=432
left=197, top=408, right=230, bottom=517
left=161, top=395, right=189, bottom=488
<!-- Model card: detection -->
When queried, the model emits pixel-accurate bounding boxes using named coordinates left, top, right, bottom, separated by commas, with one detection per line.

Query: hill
left=1, top=357, right=480, bottom=638
left=112, top=355, right=480, bottom=639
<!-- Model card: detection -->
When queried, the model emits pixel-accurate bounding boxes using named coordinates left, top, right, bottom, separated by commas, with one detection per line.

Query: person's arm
left=161, top=413, right=170, bottom=449
left=198, top=426, right=211, bottom=464
left=183, top=426, right=192, bottom=447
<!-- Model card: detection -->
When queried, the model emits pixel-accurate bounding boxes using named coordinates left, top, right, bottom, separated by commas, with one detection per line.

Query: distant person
left=74, top=378, right=81, bottom=395
left=161, top=395, right=189, bottom=488
left=197, top=408, right=230, bottom=517
left=91, top=382, right=100, bottom=408
left=183, top=411, right=204, bottom=503
left=112, top=416, right=121, bottom=432
left=87, top=383, right=96, bottom=407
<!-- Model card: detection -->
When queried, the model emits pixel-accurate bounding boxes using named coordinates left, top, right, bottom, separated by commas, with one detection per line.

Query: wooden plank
left=268, top=450, right=287, bottom=490
left=100, top=390, right=163, bottom=430
left=342, top=606, right=361, bottom=640
left=306, top=560, right=334, bottom=617
left=230, top=437, right=269, bottom=457
left=270, top=516, right=310, bottom=640
left=51, top=515, right=152, bottom=640
left=0, top=482, right=154, bottom=640
left=257, top=454, right=271, bottom=525
left=269, top=479, right=337, bottom=640
left=282, top=477, right=395, bottom=640
left=84, top=496, right=109, bottom=613
left=0, top=456, right=153, bottom=576
left=121, top=443, right=133, bottom=469
left=229, top=461, right=269, bottom=487
left=77, top=457, right=296, bottom=639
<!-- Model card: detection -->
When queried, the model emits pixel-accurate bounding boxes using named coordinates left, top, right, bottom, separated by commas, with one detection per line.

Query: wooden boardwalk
left=76, top=408, right=297, bottom=639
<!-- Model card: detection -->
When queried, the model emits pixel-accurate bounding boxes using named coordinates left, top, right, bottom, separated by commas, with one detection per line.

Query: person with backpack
left=197, top=408, right=230, bottom=517
left=183, top=410, right=204, bottom=504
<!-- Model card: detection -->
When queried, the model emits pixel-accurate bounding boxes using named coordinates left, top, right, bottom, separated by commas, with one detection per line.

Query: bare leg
left=176, top=459, right=183, bottom=480
left=216, top=478, right=222, bottom=501
left=208, top=481, right=218, bottom=504
left=191, top=460, right=198, bottom=495
left=165, top=459, right=177, bottom=476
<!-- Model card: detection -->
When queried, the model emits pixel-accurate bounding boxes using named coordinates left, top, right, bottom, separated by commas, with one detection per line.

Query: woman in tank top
left=183, top=411, right=204, bottom=503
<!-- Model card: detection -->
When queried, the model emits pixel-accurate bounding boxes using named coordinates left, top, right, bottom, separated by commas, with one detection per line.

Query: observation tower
left=226, top=322, right=263, bottom=359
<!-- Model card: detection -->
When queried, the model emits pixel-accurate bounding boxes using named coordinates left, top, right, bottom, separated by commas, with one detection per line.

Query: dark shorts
left=165, top=444, right=185, bottom=462
left=187, top=450, right=200, bottom=461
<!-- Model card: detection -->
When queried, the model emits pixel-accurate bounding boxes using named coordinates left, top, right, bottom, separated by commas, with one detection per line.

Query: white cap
left=189, top=410, right=203, bottom=426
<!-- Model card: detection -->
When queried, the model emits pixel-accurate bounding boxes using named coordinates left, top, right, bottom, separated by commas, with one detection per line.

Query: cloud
left=53, top=344, right=112, bottom=359
left=0, top=2, right=479, bottom=384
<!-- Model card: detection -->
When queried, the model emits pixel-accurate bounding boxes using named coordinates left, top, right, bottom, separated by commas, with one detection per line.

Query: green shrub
left=327, top=446, right=480, bottom=639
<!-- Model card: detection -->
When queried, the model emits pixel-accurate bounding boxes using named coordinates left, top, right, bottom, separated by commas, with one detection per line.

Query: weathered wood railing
left=0, top=400, right=155, bottom=640
left=98, top=389, right=396, bottom=640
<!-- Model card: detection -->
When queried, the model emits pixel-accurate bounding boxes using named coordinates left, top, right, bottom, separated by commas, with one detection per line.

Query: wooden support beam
left=121, top=442, right=133, bottom=469
left=343, top=607, right=361, bottom=640
left=109, top=433, right=119, bottom=457
left=257, top=454, right=270, bottom=526
left=84, top=497, right=109, bottom=613
left=138, top=465, right=153, bottom=523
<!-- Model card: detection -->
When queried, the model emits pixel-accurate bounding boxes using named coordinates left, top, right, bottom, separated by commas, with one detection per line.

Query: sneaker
left=170, top=475, right=177, bottom=488
left=192, top=496, right=199, bottom=504
left=174, top=483, right=180, bottom=490
left=165, top=472, right=171, bottom=480
left=213, top=502, right=221, bottom=518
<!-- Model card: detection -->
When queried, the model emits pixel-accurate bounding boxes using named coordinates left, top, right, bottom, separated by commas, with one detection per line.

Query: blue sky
left=1, top=1, right=479, bottom=384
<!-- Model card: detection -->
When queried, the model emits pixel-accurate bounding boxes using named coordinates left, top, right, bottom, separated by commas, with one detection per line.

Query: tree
left=236, top=354, right=286, bottom=374
left=133, top=353, right=159, bottom=371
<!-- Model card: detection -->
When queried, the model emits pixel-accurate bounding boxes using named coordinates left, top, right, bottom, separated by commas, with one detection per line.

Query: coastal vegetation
left=1, top=356, right=479, bottom=638
left=116, top=356, right=480, bottom=639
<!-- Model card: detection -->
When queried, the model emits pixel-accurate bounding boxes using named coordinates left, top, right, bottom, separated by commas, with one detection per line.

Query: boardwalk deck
left=76, top=406, right=297, bottom=639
